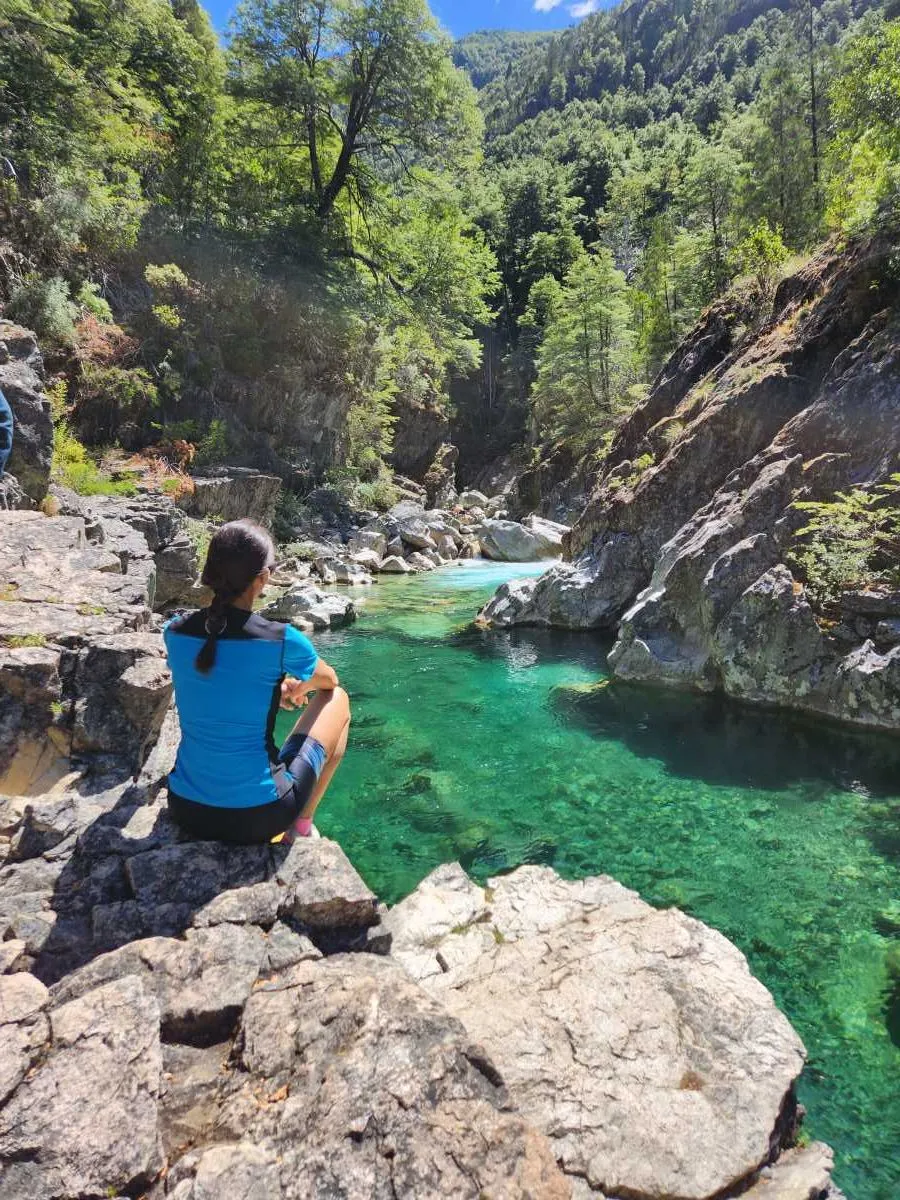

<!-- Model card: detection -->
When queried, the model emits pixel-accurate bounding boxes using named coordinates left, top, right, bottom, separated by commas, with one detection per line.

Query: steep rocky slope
left=481, top=233, right=900, bottom=731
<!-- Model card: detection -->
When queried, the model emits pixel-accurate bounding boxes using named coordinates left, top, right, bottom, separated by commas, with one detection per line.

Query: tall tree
left=228, top=0, right=480, bottom=225
left=530, top=249, right=635, bottom=447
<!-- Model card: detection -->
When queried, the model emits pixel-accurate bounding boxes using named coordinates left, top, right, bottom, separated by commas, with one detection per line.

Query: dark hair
left=195, top=519, right=275, bottom=674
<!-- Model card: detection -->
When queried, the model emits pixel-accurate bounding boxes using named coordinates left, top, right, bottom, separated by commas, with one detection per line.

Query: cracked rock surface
left=386, top=863, right=814, bottom=1200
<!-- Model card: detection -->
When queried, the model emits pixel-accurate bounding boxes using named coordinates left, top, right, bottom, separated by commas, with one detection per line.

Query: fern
left=789, top=475, right=900, bottom=609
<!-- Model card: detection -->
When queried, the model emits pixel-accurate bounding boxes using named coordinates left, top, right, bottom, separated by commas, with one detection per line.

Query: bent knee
left=329, top=685, right=351, bottom=719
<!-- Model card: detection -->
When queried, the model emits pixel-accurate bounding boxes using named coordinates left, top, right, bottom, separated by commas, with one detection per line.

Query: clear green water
left=275, top=561, right=900, bottom=1199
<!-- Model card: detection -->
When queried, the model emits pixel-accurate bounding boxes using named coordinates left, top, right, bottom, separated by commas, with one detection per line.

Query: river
left=274, top=560, right=900, bottom=1199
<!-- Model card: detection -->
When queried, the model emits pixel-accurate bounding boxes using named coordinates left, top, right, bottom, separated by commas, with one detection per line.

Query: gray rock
left=118, top=836, right=378, bottom=944
left=178, top=954, right=570, bottom=1200
left=478, top=515, right=569, bottom=562
left=49, top=924, right=269, bottom=1044
left=406, top=550, right=437, bottom=572
left=0, top=322, right=51, bottom=504
left=349, top=547, right=383, bottom=572
left=0, top=976, right=163, bottom=1200
left=71, top=633, right=173, bottom=771
left=741, top=1141, right=835, bottom=1199
left=458, top=489, right=490, bottom=509
left=348, top=529, right=387, bottom=557
left=379, top=554, right=412, bottom=574
left=479, top=548, right=639, bottom=629
left=398, top=515, right=438, bottom=551
left=0, top=473, right=29, bottom=511
left=262, top=584, right=356, bottom=629
left=180, top=469, right=282, bottom=528
left=388, top=864, right=809, bottom=1200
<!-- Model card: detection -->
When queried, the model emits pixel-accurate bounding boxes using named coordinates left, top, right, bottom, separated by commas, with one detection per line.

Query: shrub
left=145, top=263, right=189, bottom=295
left=789, top=476, right=900, bottom=609
left=273, top=491, right=312, bottom=543
left=52, top=422, right=136, bottom=495
left=194, top=419, right=232, bottom=466
left=733, top=220, right=789, bottom=308
left=75, top=281, right=113, bottom=324
left=75, top=365, right=159, bottom=443
left=8, top=276, right=77, bottom=345
left=185, top=518, right=214, bottom=566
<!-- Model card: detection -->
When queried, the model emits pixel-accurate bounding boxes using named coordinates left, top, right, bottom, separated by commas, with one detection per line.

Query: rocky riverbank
left=480, top=235, right=900, bottom=735
left=0, top=489, right=845, bottom=1197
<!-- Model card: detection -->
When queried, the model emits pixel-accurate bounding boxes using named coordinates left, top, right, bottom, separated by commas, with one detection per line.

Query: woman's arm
left=280, top=657, right=339, bottom=708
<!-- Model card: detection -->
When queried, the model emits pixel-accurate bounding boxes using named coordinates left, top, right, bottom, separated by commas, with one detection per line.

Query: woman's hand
left=280, top=677, right=311, bottom=710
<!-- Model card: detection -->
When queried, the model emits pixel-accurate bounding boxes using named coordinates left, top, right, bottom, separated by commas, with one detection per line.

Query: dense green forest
left=1, top=0, right=899, bottom=503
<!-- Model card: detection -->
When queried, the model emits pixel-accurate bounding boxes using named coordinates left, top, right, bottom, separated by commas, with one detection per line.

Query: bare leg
left=283, top=686, right=351, bottom=830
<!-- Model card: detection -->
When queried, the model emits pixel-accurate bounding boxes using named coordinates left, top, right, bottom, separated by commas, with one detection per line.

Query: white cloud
left=569, top=0, right=601, bottom=15
left=533, top=0, right=564, bottom=11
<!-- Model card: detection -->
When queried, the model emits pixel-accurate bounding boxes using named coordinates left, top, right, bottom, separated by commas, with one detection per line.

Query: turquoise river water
left=274, top=560, right=900, bottom=1198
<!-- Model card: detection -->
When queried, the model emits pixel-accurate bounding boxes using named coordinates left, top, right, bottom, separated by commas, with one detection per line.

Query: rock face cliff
left=0, top=322, right=53, bottom=509
left=481, top=234, right=900, bottom=732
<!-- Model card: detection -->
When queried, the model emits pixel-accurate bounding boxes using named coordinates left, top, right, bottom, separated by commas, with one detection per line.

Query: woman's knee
left=330, top=685, right=351, bottom=721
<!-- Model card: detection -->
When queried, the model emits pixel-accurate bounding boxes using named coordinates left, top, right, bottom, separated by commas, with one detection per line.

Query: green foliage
left=827, top=17, right=900, bottom=231
left=8, top=276, right=76, bottom=346
left=52, top=422, right=136, bottom=496
left=453, top=30, right=556, bottom=90
left=75, top=282, right=113, bottom=324
left=4, top=634, right=49, bottom=648
left=194, top=419, right=232, bottom=467
left=530, top=249, right=636, bottom=450
left=789, top=476, right=900, bottom=609
left=145, top=264, right=190, bottom=294
left=184, top=518, right=214, bottom=566
left=734, top=218, right=789, bottom=306
left=75, top=365, right=159, bottom=444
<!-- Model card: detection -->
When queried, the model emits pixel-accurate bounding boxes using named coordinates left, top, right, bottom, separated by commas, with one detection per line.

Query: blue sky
left=200, top=0, right=604, bottom=40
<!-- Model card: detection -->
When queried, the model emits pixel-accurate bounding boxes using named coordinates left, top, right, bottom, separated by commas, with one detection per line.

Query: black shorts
left=167, top=732, right=327, bottom=844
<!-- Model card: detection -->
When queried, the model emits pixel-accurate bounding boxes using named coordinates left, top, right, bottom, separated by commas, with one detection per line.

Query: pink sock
left=292, top=817, right=313, bottom=838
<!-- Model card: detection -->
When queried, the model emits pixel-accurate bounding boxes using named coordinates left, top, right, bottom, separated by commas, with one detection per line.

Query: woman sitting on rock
left=164, top=519, right=350, bottom=844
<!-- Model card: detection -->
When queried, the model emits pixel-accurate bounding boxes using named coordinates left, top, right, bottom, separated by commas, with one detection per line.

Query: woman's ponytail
left=193, top=519, right=275, bottom=675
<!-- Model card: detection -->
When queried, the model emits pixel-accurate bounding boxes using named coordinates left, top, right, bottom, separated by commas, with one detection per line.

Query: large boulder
left=261, top=584, right=356, bottom=630
left=478, top=515, right=569, bottom=562
left=179, top=468, right=282, bottom=528
left=0, top=322, right=52, bottom=505
left=348, top=528, right=388, bottom=557
left=384, top=863, right=811, bottom=1200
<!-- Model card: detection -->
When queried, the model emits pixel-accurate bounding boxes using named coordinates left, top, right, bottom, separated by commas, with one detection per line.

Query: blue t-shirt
left=163, top=607, right=318, bottom=809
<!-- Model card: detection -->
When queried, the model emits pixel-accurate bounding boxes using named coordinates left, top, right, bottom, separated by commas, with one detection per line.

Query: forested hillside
left=0, top=0, right=898, bottom=513
left=450, top=0, right=900, bottom=482
left=452, top=29, right=557, bottom=89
